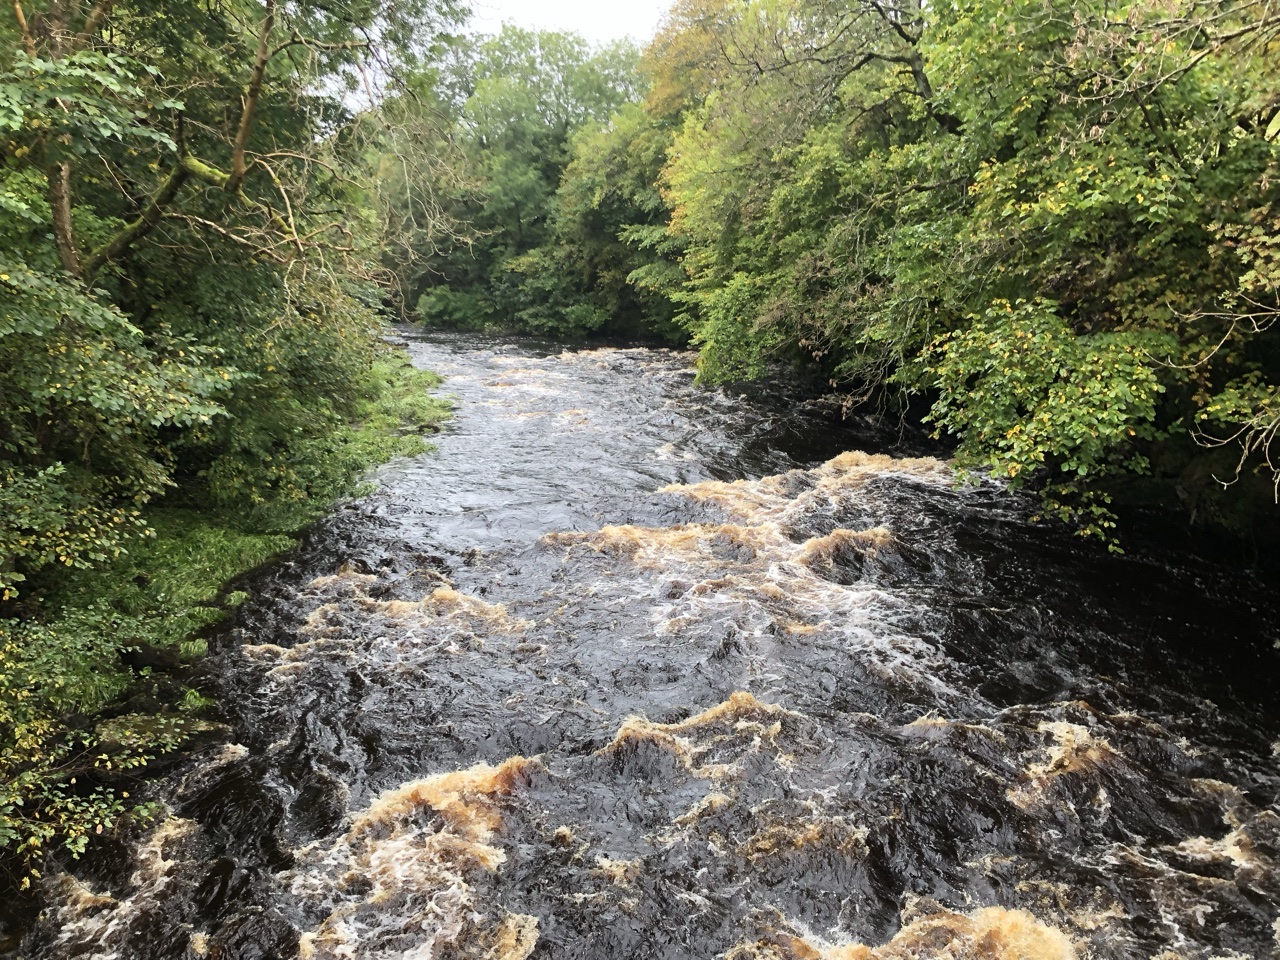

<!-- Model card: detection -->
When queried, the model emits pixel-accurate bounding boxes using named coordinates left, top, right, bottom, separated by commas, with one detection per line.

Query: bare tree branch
left=83, top=161, right=193, bottom=281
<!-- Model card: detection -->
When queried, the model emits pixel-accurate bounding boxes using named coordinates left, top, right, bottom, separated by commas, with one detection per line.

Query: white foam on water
left=287, top=757, right=541, bottom=960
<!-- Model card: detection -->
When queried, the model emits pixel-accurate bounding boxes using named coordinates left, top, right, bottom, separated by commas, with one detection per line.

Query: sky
left=465, top=0, right=673, bottom=46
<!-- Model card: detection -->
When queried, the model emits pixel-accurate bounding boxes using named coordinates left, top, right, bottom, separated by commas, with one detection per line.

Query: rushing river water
left=14, top=333, right=1280, bottom=960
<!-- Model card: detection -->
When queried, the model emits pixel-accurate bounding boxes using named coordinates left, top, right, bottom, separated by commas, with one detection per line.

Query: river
left=17, top=332, right=1280, bottom=959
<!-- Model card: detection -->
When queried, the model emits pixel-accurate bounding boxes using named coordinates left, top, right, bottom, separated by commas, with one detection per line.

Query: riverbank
left=0, top=346, right=451, bottom=896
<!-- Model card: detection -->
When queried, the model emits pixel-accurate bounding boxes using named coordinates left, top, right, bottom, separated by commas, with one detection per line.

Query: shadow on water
left=10, top=332, right=1279, bottom=960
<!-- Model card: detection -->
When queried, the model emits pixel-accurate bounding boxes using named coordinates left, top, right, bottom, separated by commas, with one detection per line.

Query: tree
left=646, top=0, right=1280, bottom=536
left=0, top=0, right=467, bottom=590
left=402, top=26, right=645, bottom=334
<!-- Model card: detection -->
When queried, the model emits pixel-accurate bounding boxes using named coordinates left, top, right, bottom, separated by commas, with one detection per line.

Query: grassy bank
left=0, top=350, right=450, bottom=888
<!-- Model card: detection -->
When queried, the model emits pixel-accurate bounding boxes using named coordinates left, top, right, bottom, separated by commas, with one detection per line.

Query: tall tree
left=403, top=26, right=643, bottom=334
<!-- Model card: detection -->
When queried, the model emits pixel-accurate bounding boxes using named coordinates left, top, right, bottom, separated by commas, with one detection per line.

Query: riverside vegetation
left=0, top=0, right=459, bottom=885
left=1, top=0, right=1278, bottom=901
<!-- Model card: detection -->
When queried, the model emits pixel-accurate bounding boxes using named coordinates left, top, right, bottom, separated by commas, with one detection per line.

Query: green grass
left=53, top=511, right=295, bottom=654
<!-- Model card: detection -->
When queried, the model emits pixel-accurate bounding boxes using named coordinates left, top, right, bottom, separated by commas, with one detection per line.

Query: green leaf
left=1265, top=111, right=1280, bottom=142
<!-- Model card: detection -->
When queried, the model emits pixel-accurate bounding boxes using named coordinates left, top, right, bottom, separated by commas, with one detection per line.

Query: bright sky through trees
left=468, top=0, right=671, bottom=44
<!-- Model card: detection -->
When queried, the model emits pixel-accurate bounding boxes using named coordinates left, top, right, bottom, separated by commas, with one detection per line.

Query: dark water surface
left=17, top=333, right=1280, bottom=959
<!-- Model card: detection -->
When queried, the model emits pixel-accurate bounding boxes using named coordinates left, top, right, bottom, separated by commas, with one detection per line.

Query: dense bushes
left=0, top=353, right=448, bottom=884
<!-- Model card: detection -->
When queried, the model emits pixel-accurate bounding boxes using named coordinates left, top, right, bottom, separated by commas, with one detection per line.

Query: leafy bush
left=921, top=299, right=1175, bottom=538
